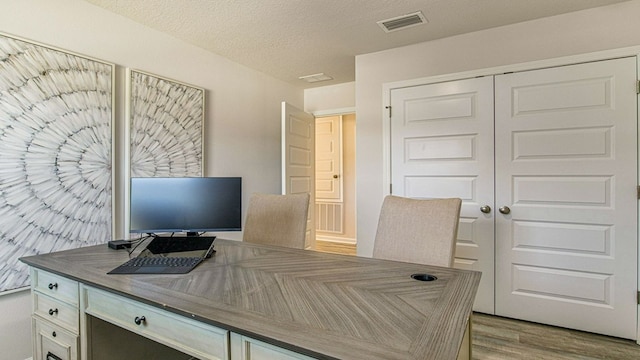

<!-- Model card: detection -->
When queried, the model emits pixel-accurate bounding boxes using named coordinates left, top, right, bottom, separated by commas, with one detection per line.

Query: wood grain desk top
left=21, top=239, right=481, bottom=360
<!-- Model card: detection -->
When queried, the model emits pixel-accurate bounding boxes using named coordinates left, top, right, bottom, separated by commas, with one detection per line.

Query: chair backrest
left=372, top=195, right=462, bottom=267
left=243, top=193, right=310, bottom=249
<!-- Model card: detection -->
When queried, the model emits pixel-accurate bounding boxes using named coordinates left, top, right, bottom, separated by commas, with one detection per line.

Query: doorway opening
left=313, top=113, right=356, bottom=256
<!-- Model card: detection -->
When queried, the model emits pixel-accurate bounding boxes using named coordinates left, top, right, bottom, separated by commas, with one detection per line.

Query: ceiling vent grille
left=378, top=11, right=427, bottom=33
left=298, top=73, right=333, bottom=83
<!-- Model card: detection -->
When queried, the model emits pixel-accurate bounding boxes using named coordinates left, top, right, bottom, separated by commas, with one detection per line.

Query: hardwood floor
left=314, top=240, right=640, bottom=359
left=472, top=313, right=640, bottom=360
left=314, top=239, right=356, bottom=255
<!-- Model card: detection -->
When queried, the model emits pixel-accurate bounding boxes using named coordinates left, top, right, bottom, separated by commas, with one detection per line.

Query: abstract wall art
left=127, top=69, right=204, bottom=178
left=0, top=33, right=114, bottom=292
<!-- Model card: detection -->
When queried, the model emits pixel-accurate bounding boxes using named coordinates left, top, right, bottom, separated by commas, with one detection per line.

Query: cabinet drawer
left=83, top=285, right=229, bottom=360
left=33, top=316, right=79, bottom=360
left=32, top=268, right=78, bottom=306
left=34, top=292, right=79, bottom=333
left=231, top=333, right=315, bottom=360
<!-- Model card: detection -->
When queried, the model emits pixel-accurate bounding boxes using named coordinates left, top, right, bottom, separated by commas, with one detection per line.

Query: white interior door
left=282, top=102, right=315, bottom=249
left=494, top=57, right=638, bottom=339
left=390, top=76, right=495, bottom=313
left=316, top=116, right=342, bottom=201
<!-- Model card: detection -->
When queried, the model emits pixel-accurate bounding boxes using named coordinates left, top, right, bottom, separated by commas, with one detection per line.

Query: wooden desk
left=21, top=239, right=480, bottom=360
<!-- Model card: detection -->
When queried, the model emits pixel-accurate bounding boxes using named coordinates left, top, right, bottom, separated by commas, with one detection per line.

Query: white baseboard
left=316, top=235, right=356, bottom=244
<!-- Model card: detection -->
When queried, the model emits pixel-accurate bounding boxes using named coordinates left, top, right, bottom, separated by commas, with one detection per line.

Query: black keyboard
left=108, top=256, right=205, bottom=274
left=122, top=256, right=202, bottom=268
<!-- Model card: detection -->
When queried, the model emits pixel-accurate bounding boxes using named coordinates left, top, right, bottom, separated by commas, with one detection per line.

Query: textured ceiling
left=83, top=0, right=630, bottom=88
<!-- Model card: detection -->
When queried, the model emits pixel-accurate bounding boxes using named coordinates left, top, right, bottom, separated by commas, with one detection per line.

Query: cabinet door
left=390, top=76, right=495, bottom=313
left=33, top=317, right=78, bottom=360
left=494, top=57, right=638, bottom=339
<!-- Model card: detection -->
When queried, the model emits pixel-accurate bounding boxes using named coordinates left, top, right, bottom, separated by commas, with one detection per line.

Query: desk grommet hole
left=411, top=273, right=437, bottom=282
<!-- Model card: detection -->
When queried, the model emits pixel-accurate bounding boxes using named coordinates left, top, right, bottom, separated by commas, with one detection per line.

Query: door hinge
left=390, top=183, right=393, bottom=194
left=637, top=290, right=640, bottom=304
left=385, top=105, right=391, bottom=117
left=636, top=80, right=640, bottom=94
left=637, top=185, right=640, bottom=199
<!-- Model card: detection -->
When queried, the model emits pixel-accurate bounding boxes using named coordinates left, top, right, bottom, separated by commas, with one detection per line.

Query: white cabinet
left=31, top=269, right=80, bottom=360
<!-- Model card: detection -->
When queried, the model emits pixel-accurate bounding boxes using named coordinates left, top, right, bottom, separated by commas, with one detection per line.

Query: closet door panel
left=390, top=76, right=495, bottom=313
left=494, top=57, right=638, bottom=339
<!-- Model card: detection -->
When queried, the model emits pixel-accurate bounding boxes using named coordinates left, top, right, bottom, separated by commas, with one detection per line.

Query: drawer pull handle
left=52, top=331, right=57, bottom=337
left=48, top=308, right=59, bottom=316
left=48, top=283, right=58, bottom=290
left=47, top=351, right=62, bottom=360
left=134, top=316, right=146, bottom=325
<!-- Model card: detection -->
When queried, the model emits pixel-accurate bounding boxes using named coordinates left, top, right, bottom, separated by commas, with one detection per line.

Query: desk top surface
left=21, top=238, right=480, bottom=360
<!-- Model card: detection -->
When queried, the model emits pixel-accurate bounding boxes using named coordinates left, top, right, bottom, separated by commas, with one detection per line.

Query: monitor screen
left=129, top=177, right=242, bottom=234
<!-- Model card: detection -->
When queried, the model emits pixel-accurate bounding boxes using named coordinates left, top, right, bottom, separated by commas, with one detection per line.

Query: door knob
left=480, top=205, right=491, bottom=214
left=333, top=174, right=339, bottom=179
left=499, top=206, right=511, bottom=214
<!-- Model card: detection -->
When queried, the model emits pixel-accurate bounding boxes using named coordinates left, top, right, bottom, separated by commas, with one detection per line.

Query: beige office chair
left=372, top=195, right=462, bottom=267
left=243, top=193, right=310, bottom=249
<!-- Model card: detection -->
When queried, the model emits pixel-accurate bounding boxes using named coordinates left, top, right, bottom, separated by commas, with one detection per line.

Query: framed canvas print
left=126, top=69, right=204, bottom=178
left=0, top=33, right=114, bottom=293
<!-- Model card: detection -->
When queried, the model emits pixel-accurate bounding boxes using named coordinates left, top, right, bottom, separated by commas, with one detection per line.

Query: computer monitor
left=129, top=177, right=242, bottom=236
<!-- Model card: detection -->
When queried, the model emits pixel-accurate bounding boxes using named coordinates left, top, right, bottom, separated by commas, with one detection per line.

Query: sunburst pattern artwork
left=128, top=69, right=203, bottom=177
left=0, top=34, right=113, bottom=292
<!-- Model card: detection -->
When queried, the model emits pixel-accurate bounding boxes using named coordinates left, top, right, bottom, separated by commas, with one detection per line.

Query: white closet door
left=390, top=76, right=495, bottom=313
left=494, top=57, right=638, bottom=339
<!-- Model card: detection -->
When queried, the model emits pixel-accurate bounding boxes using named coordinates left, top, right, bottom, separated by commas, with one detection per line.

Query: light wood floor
left=314, top=240, right=640, bottom=359
left=314, top=239, right=357, bottom=255
left=472, top=312, right=640, bottom=360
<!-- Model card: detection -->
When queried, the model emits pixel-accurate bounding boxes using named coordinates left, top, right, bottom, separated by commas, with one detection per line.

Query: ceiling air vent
left=298, top=73, right=333, bottom=83
left=377, top=11, right=427, bottom=33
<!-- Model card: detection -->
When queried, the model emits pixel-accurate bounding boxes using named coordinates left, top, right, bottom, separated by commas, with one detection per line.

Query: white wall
left=304, top=82, right=355, bottom=114
left=0, top=289, right=31, bottom=360
left=0, top=0, right=303, bottom=358
left=355, top=0, right=640, bottom=257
